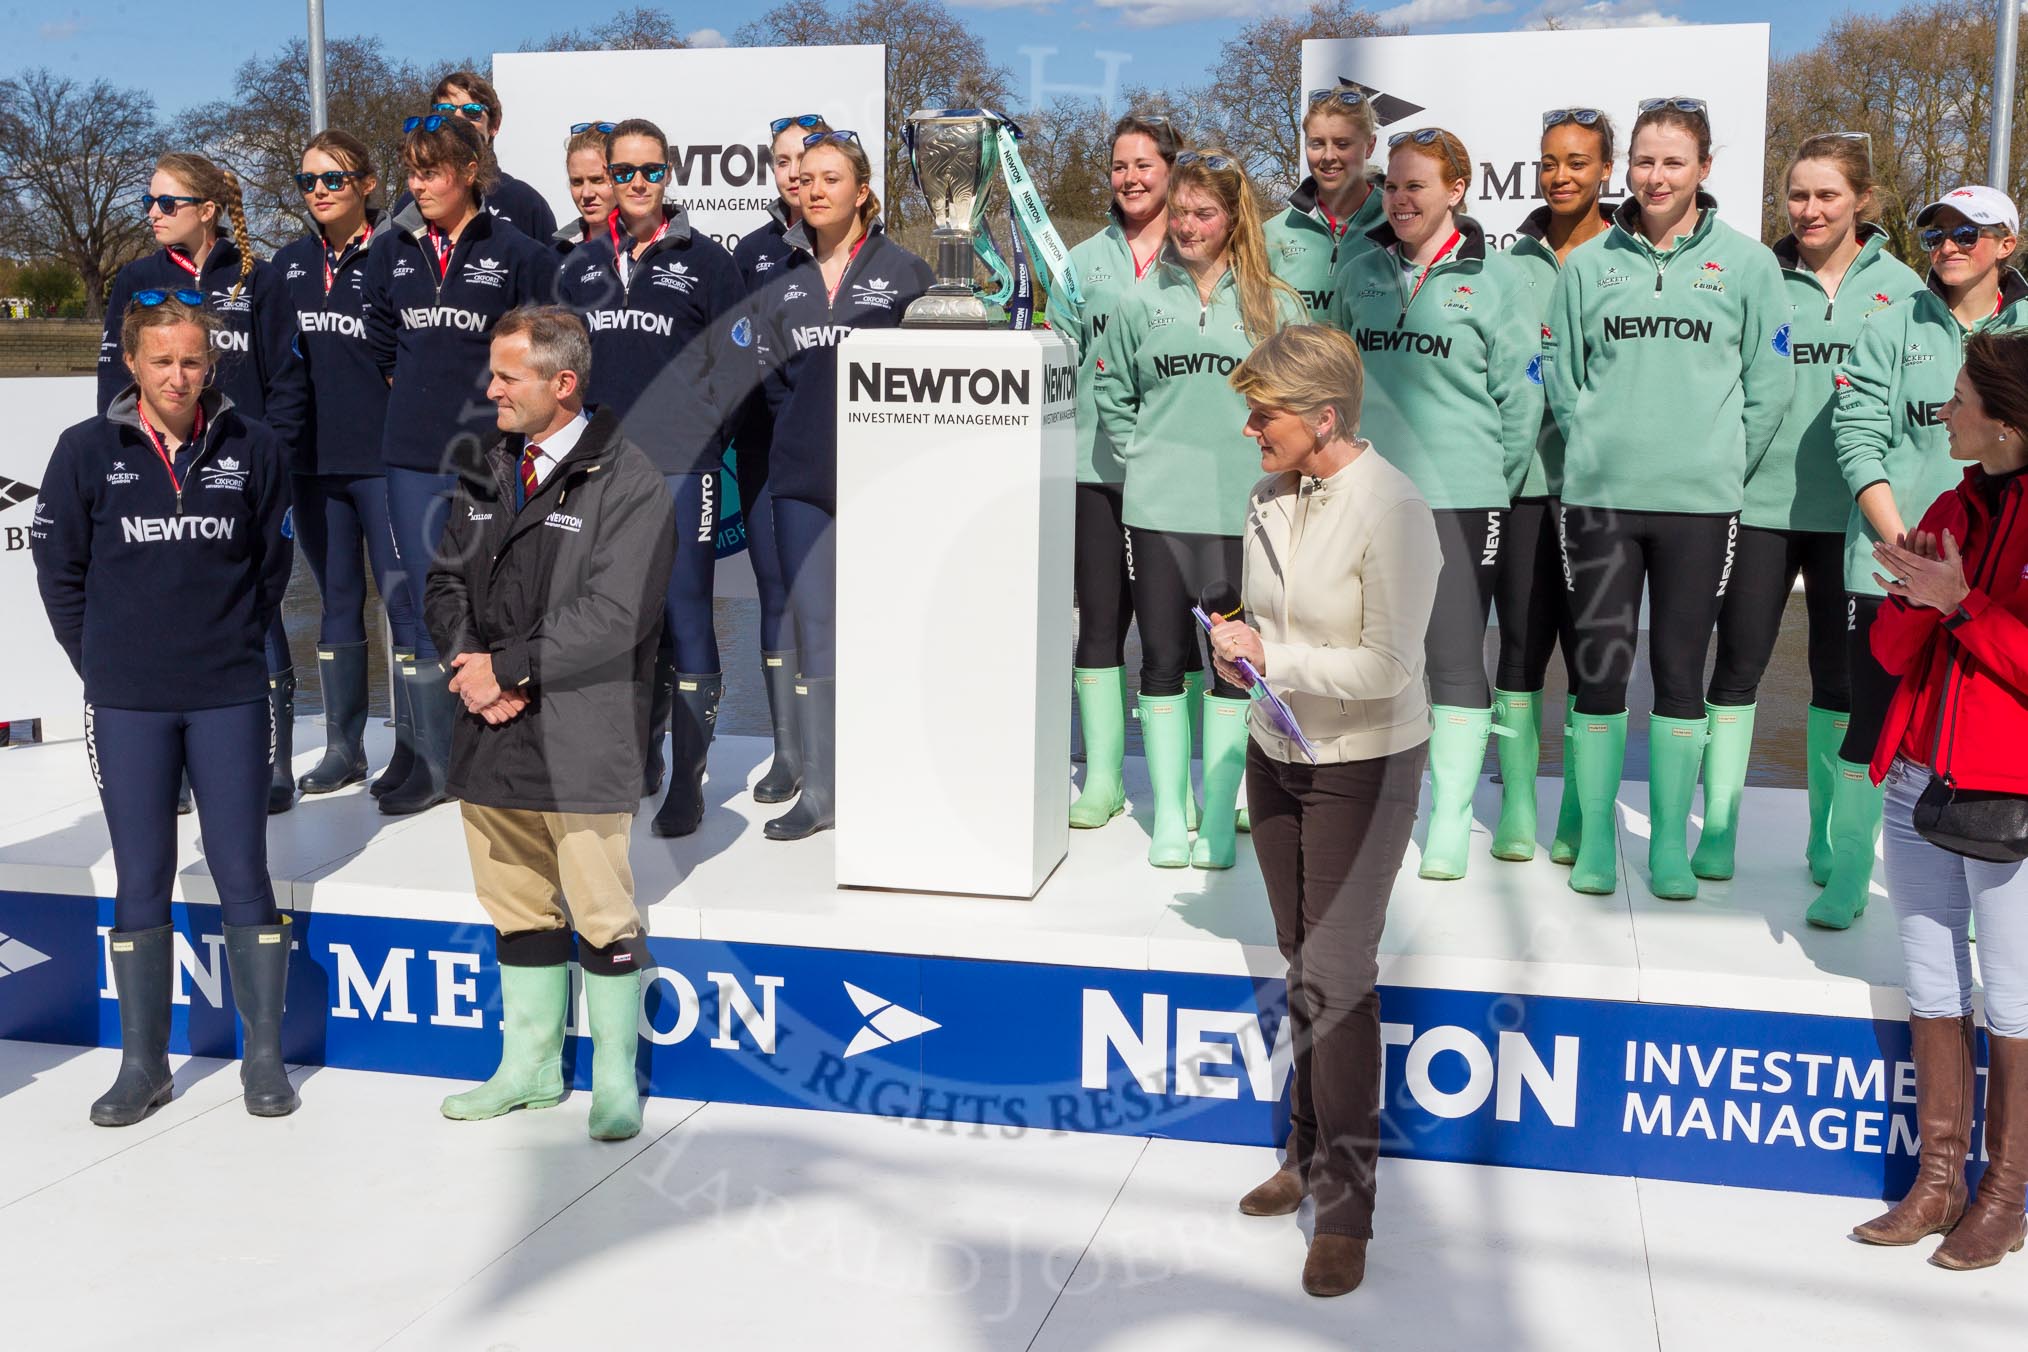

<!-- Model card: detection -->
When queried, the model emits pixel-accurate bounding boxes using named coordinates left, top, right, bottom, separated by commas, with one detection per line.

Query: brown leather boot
left=1302, top=1234, right=1368, bottom=1297
left=1854, top=1015, right=1974, bottom=1244
left=1934, top=1032, right=2028, bottom=1270
left=1238, top=1166, right=1305, bottom=1217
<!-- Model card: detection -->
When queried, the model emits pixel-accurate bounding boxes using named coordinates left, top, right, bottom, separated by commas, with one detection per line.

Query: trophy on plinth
left=902, top=108, right=998, bottom=329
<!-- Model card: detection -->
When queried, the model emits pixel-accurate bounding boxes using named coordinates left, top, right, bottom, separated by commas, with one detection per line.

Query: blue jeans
left=1881, top=757, right=2028, bottom=1036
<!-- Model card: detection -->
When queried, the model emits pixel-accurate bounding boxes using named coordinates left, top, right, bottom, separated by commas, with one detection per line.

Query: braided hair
left=155, top=151, right=255, bottom=300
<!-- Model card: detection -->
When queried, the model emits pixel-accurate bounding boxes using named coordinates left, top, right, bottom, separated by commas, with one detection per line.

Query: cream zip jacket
left=1242, top=444, right=1440, bottom=764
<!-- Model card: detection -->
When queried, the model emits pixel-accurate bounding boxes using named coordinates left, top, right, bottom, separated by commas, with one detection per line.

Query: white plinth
left=834, top=328, right=1075, bottom=898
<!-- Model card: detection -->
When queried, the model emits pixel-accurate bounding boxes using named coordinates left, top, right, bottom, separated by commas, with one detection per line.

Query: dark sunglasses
left=403, top=114, right=450, bottom=134
left=1922, top=223, right=2003, bottom=251
left=133, top=288, right=204, bottom=307
left=294, top=170, right=365, bottom=194
left=1387, top=128, right=1443, bottom=149
left=1543, top=108, right=1605, bottom=130
left=1639, top=96, right=1709, bottom=119
left=433, top=101, right=489, bottom=120
left=1175, top=151, right=1235, bottom=171
left=608, top=162, right=669, bottom=185
left=571, top=121, right=617, bottom=135
left=772, top=113, right=827, bottom=136
left=1307, top=87, right=1368, bottom=107
left=803, top=130, right=860, bottom=148
left=140, top=193, right=204, bottom=215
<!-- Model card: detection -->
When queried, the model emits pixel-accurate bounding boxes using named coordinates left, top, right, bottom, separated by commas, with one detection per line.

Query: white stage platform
left=0, top=1041, right=2020, bottom=1351
left=0, top=721, right=1998, bottom=1204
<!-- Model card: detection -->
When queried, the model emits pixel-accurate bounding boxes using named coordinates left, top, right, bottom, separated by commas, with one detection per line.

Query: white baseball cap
left=1914, top=184, right=2020, bottom=235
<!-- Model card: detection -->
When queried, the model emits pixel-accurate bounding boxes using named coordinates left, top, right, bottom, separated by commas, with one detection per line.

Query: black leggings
left=1074, top=483, right=1133, bottom=669
left=89, top=700, right=279, bottom=931
left=1707, top=526, right=1849, bottom=709
left=1560, top=505, right=1736, bottom=720
left=1125, top=525, right=1241, bottom=698
left=1842, top=593, right=1898, bottom=763
left=1495, top=496, right=1576, bottom=693
left=1427, top=508, right=1502, bottom=708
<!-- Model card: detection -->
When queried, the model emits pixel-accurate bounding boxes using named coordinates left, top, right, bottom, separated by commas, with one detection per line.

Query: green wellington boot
left=1420, top=705, right=1495, bottom=880
left=442, top=963, right=568, bottom=1120
left=584, top=970, right=645, bottom=1141
left=1491, top=689, right=1542, bottom=862
left=1182, top=670, right=1204, bottom=833
left=1807, top=760, right=1883, bottom=930
left=1551, top=694, right=1584, bottom=866
left=1568, top=711, right=1628, bottom=895
left=1191, top=694, right=1251, bottom=870
left=1690, top=702, right=1756, bottom=882
left=1647, top=714, right=1708, bottom=901
left=1805, top=705, right=1846, bottom=886
left=1071, top=667, right=1129, bottom=829
left=1138, top=692, right=1193, bottom=868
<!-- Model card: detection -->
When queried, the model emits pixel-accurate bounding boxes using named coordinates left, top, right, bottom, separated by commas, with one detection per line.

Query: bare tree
left=0, top=69, right=160, bottom=319
left=531, top=6, right=689, bottom=52
left=733, top=0, right=841, bottom=50
left=177, top=37, right=435, bottom=253
left=1194, top=1, right=1397, bottom=203
left=1761, top=2, right=2027, bottom=262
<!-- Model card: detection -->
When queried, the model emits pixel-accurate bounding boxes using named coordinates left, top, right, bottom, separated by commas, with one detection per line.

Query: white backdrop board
left=1302, top=26, right=1770, bottom=249
left=491, top=45, right=887, bottom=255
left=4, top=376, right=96, bottom=737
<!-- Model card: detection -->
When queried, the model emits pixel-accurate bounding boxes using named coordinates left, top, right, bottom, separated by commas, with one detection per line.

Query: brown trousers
left=1246, top=739, right=1427, bottom=1238
left=459, top=803, right=641, bottom=949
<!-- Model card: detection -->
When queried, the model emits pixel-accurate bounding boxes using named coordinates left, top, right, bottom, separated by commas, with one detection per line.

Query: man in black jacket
left=424, top=306, right=675, bottom=1142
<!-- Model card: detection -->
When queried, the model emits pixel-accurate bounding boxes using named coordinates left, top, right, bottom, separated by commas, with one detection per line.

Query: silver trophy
left=903, top=108, right=996, bottom=328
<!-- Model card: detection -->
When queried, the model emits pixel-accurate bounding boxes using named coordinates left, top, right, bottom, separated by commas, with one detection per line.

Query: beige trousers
left=459, top=803, right=641, bottom=949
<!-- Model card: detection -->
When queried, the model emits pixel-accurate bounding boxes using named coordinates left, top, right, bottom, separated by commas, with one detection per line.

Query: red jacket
left=1871, top=466, right=2028, bottom=788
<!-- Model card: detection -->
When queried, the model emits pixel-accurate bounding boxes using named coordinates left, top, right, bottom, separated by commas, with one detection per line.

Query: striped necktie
left=519, top=444, right=540, bottom=507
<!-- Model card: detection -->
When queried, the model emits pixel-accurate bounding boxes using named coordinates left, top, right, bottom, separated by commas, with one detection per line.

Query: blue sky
left=6, top=0, right=1908, bottom=120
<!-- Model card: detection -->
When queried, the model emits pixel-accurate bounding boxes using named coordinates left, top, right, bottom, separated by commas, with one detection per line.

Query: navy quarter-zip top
left=363, top=202, right=561, bottom=474
left=31, top=388, right=293, bottom=711
left=271, top=211, right=390, bottom=477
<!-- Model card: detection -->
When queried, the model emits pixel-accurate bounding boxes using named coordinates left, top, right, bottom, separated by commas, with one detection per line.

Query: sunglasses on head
left=1639, top=96, right=1709, bottom=119
left=1543, top=108, right=1605, bottom=130
left=1175, top=151, right=1235, bottom=171
left=608, top=162, right=669, bottom=185
left=772, top=113, right=828, bottom=136
left=140, top=193, right=203, bottom=215
left=133, top=288, right=204, bottom=308
left=433, top=101, right=489, bottom=120
left=571, top=121, right=617, bottom=135
left=1307, top=87, right=1368, bottom=107
left=1387, top=127, right=1443, bottom=149
left=803, top=129, right=860, bottom=148
left=404, top=114, right=450, bottom=134
left=295, top=170, right=365, bottom=194
left=1922, top=223, right=2004, bottom=251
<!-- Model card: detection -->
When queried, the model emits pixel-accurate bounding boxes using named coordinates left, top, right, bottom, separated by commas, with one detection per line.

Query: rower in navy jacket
left=364, top=111, right=560, bottom=817
left=32, top=293, right=297, bottom=1128
left=727, top=112, right=831, bottom=814
left=98, top=151, right=305, bottom=814
left=272, top=129, right=422, bottom=805
left=554, top=122, right=618, bottom=257
left=746, top=129, right=932, bottom=841
left=389, top=69, right=559, bottom=242
left=557, top=117, right=744, bottom=840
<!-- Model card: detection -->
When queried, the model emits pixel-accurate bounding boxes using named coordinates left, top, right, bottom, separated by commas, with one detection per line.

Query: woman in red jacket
left=1859, top=330, right=2028, bottom=1270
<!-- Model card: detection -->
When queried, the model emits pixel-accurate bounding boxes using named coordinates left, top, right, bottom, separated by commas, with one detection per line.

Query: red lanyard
left=165, top=246, right=201, bottom=281
left=1131, top=244, right=1157, bottom=281
left=136, top=402, right=205, bottom=493
left=611, top=212, right=671, bottom=281
left=1403, top=229, right=1463, bottom=309
left=826, top=234, right=869, bottom=303
left=1318, top=205, right=1345, bottom=240
left=424, top=225, right=453, bottom=280
left=324, top=221, right=372, bottom=295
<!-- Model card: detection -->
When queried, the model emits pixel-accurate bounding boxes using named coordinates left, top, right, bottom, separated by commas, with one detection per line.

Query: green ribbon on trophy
left=902, top=106, right=1083, bottom=330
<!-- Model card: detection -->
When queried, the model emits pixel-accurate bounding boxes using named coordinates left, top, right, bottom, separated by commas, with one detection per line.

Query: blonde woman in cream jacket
left=1208, top=323, right=1440, bottom=1300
